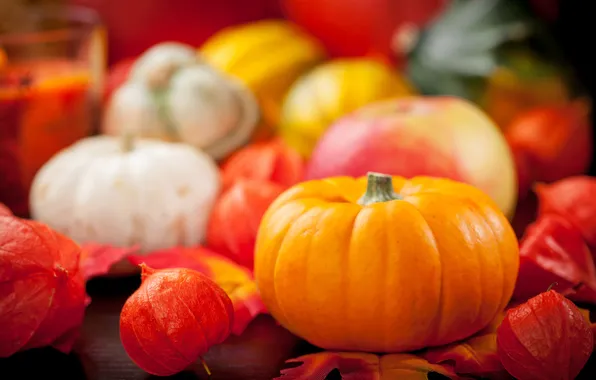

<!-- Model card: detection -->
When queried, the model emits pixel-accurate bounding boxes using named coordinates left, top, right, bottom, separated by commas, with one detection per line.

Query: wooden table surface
left=2, top=275, right=596, bottom=380
left=0, top=276, right=316, bottom=380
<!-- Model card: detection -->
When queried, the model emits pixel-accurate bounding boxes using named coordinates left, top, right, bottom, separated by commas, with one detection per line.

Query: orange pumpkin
left=254, top=172, right=519, bottom=353
left=220, top=138, right=304, bottom=190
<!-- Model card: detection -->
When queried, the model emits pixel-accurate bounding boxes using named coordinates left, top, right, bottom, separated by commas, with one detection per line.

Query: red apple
left=306, top=96, right=518, bottom=217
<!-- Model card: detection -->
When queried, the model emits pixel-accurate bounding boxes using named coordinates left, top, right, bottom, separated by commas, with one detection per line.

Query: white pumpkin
left=29, top=135, right=221, bottom=254
left=102, top=42, right=259, bottom=161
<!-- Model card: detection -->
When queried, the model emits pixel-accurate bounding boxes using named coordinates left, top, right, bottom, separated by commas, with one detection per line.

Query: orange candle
left=0, top=6, right=104, bottom=217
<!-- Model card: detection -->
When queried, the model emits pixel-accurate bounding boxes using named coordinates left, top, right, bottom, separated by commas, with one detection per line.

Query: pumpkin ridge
left=460, top=205, right=489, bottom=336
left=402, top=201, right=444, bottom=349
left=272, top=205, right=324, bottom=338
left=341, top=208, right=358, bottom=349
left=262, top=202, right=314, bottom=328
left=404, top=191, right=487, bottom=346
left=379, top=205, right=391, bottom=351
left=466, top=199, right=509, bottom=322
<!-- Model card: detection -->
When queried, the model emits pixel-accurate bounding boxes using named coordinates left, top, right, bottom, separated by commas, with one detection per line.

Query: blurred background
left=1, top=0, right=594, bottom=235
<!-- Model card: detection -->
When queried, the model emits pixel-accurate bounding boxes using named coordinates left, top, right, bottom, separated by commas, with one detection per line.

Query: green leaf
left=406, top=0, right=539, bottom=97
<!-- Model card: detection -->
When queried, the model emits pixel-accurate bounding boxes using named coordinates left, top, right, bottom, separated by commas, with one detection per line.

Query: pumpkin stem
left=121, top=131, right=135, bottom=152
left=357, top=172, right=402, bottom=206
left=199, top=356, right=212, bottom=377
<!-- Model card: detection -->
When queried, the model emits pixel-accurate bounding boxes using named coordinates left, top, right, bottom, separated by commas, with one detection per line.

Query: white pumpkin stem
left=121, top=131, right=135, bottom=152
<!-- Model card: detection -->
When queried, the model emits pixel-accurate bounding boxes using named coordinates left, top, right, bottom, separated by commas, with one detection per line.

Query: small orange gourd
left=254, top=172, right=519, bottom=353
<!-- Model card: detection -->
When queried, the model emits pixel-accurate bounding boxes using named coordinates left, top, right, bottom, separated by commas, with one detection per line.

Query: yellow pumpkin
left=279, top=58, right=416, bottom=158
left=200, top=20, right=325, bottom=138
left=254, top=172, right=519, bottom=353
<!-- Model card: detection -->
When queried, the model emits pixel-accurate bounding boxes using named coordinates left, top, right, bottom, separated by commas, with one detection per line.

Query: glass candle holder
left=0, top=5, right=105, bottom=217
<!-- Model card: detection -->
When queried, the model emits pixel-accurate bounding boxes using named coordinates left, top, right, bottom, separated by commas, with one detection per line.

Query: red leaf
left=497, top=290, right=594, bottom=380
left=276, top=352, right=461, bottom=380
left=79, top=243, right=141, bottom=280
left=513, top=214, right=596, bottom=303
left=423, top=312, right=510, bottom=379
left=128, top=246, right=267, bottom=335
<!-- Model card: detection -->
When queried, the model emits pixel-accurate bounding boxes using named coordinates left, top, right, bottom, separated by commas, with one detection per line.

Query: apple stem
left=357, top=172, right=402, bottom=206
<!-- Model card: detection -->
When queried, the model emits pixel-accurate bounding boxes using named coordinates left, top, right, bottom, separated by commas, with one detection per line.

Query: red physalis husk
left=0, top=216, right=87, bottom=357
left=220, top=137, right=304, bottom=190
left=128, top=246, right=267, bottom=335
left=79, top=243, right=141, bottom=280
left=119, top=265, right=234, bottom=377
left=497, top=290, right=594, bottom=380
left=506, top=100, right=592, bottom=200
left=275, top=352, right=461, bottom=380
left=206, top=179, right=284, bottom=270
left=513, top=213, right=596, bottom=303
left=535, top=176, right=596, bottom=250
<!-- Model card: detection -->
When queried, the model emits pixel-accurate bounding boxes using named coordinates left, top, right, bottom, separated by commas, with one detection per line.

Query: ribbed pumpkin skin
left=254, top=175, right=519, bottom=353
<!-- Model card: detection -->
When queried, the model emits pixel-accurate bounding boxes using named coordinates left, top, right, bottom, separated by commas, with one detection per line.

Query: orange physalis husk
left=119, top=265, right=234, bottom=377
left=220, top=137, right=304, bottom=190
left=205, top=179, right=284, bottom=270
left=423, top=312, right=511, bottom=379
left=275, top=352, right=462, bottom=380
left=497, top=290, right=594, bottom=380
left=128, top=246, right=267, bottom=335
left=79, top=243, right=141, bottom=280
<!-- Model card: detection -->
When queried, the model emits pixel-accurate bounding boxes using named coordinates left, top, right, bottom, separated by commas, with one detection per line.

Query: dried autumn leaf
left=513, top=214, right=596, bottom=304
left=128, top=246, right=267, bottom=335
left=423, top=312, right=510, bottom=379
left=276, top=352, right=461, bottom=380
left=79, top=243, right=141, bottom=280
